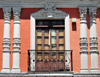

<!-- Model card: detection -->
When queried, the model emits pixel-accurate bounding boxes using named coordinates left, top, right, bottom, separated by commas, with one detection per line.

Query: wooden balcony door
left=36, top=20, right=65, bottom=71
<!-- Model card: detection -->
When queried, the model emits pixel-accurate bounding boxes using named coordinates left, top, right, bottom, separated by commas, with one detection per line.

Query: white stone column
left=65, top=15, right=70, bottom=70
left=11, top=7, right=21, bottom=73
left=89, top=7, right=99, bottom=73
left=79, top=7, right=89, bottom=73
left=1, top=7, right=11, bottom=73
left=30, top=16, right=36, bottom=71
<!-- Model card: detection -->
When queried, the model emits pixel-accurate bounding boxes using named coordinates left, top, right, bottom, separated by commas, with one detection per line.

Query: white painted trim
left=30, top=3, right=70, bottom=71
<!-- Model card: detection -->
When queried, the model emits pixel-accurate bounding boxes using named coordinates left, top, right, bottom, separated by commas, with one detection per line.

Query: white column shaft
left=80, top=22, right=87, bottom=37
left=30, top=16, right=35, bottom=71
left=4, top=22, right=10, bottom=38
left=90, top=23, right=97, bottom=37
left=14, top=22, right=20, bottom=38
left=65, top=15, right=70, bottom=70
left=11, top=7, right=21, bottom=73
left=79, top=7, right=89, bottom=73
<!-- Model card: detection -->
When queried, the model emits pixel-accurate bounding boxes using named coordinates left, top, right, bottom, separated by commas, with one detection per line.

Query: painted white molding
left=11, top=7, right=21, bottom=73
left=0, top=0, right=99, bottom=8
left=79, top=7, right=89, bottom=73
left=1, top=7, right=11, bottom=73
left=89, top=7, right=100, bottom=73
left=30, top=2, right=70, bottom=71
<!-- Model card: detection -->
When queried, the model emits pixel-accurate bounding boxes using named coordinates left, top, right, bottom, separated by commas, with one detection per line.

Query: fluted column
left=11, top=7, right=21, bottom=73
left=79, top=7, right=89, bottom=73
left=89, top=7, right=99, bottom=73
left=1, top=7, right=11, bottom=73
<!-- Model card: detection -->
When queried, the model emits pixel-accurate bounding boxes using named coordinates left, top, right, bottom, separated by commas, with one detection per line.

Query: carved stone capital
left=79, top=7, right=87, bottom=19
left=3, top=7, right=11, bottom=21
left=89, top=7, right=97, bottom=19
left=13, top=7, right=21, bottom=21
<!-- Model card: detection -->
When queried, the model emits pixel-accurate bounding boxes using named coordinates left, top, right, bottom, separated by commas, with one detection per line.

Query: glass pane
left=37, top=54, right=42, bottom=60
left=59, top=54, right=64, bottom=60
left=59, top=44, right=64, bottom=50
left=43, top=21, right=49, bottom=25
left=59, top=36, right=64, bottom=44
left=44, top=54, right=49, bottom=61
left=37, top=29, right=42, bottom=36
left=37, top=37, right=42, bottom=44
left=36, top=21, right=43, bottom=25
left=44, top=45, right=49, bottom=50
left=44, top=37, right=49, bottom=44
left=52, top=37, right=56, bottom=44
left=52, top=44, right=56, bottom=50
left=52, top=29, right=56, bottom=36
left=58, top=20, right=64, bottom=25
left=37, top=44, right=42, bottom=50
left=52, top=53, right=56, bottom=60
left=51, top=21, right=57, bottom=25
left=44, top=29, right=49, bottom=36
left=59, top=29, right=64, bottom=36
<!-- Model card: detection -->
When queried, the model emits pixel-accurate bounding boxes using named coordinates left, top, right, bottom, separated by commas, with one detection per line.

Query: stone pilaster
left=1, top=7, right=11, bottom=73
left=11, top=7, right=21, bottom=73
left=89, top=7, right=99, bottom=73
left=79, top=7, right=89, bottom=73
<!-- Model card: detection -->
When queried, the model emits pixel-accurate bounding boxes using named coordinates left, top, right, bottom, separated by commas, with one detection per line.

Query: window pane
left=43, top=21, right=49, bottom=25
left=59, top=44, right=64, bottom=50
left=52, top=29, right=56, bottom=36
left=36, top=21, right=43, bottom=25
left=52, top=37, right=56, bottom=44
left=52, top=44, right=56, bottom=50
left=59, top=29, right=64, bottom=36
left=44, top=37, right=49, bottom=44
left=59, top=36, right=64, bottom=44
left=51, top=21, right=57, bottom=25
left=37, top=44, right=42, bottom=50
left=58, top=20, right=64, bottom=25
left=44, top=29, right=49, bottom=36
left=37, top=37, right=42, bottom=44
left=37, top=29, right=42, bottom=36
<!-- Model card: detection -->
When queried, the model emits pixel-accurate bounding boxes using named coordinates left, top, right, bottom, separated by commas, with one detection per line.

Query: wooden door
left=36, top=20, right=65, bottom=71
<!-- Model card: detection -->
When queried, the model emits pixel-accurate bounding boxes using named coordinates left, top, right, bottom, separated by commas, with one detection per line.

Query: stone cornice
left=13, top=7, right=21, bottom=21
left=3, top=7, right=11, bottom=21
left=0, top=0, right=99, bottom=8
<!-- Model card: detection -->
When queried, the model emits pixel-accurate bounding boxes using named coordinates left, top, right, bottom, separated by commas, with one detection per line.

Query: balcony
left=28, top=50, right=73, bottom=72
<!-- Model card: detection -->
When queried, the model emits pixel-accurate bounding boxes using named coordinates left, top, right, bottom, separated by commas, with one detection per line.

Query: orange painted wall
left=0, top=8, right=100, bottom=73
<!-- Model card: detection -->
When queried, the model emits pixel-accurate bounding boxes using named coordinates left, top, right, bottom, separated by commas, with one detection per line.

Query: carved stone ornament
left=89, top=7, right=97, bottom=18
left=79, top=7, right=87, bottom=18
left=3, top=7, right=11, bottom=21
left=31, top=2, right=68, bottom=19
left=13, top=7, right=21, bottom=21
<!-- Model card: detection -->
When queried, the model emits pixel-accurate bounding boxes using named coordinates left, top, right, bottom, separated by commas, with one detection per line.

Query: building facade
left=0, top=0, right=100, bottom=77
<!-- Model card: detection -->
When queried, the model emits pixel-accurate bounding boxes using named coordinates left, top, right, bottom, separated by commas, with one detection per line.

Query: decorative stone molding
left=31, top=2, right=70, bottom=71
left=13, top=7, right=21, bottom=21
left=79, top=7, right=87, bottom=20
left=31, top=2, right=68, bottom=19
left=89, top=7, right=97, bottom=19
left=3, top=7, right=11, bottom=21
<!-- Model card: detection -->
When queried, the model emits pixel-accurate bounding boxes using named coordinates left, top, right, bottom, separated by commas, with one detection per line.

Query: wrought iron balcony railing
left=28, top=50, right=73, bottom=72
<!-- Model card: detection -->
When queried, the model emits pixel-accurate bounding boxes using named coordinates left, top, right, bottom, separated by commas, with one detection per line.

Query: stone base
left=80, top=69, right=89, bottom=73
left=11, top=68, right=21, bottom=73
left=1, top=68, right=11, bottom=73
left=90, top=69, right=100, bottom=73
